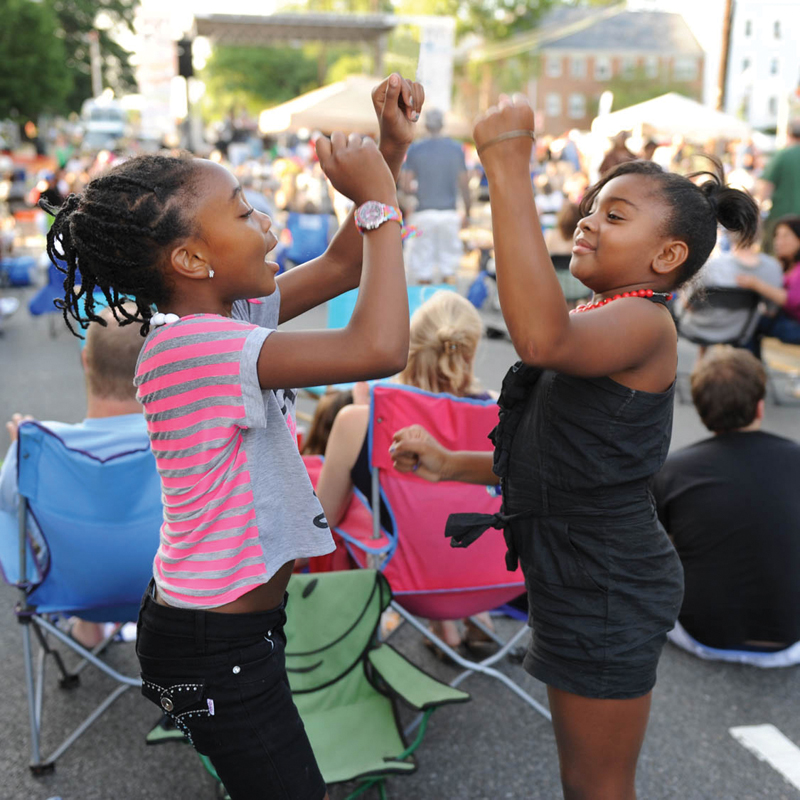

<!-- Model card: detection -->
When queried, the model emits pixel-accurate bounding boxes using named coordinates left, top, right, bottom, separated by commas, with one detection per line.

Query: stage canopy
left=194, top=13, right=396, bottom=45
left=591, top=93, right=751, bottom=142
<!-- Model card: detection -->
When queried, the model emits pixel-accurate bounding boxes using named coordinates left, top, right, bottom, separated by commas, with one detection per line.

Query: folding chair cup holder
left=0, top=421, right=162, bottom=773
left=303, top=384, right=552, bottom=723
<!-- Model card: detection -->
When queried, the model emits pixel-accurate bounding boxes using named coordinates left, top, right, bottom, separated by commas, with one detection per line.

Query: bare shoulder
left=606, top=300, right=677, bottom=391
left=326, top=403, right=370, bottom=455
left=334, top=402, right=370, bottom=429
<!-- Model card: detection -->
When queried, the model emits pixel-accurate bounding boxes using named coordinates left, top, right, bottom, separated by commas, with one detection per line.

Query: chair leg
left=71, top=622, right=123, bottom=679
left=43, top=684, right=132, bottom=767
left=21, top=622, right=49, bottom=773
left=20, top=615, right=141, bottom=772
left=466, top=613, right=506, bottom=647
left=392, top=602, right=552, bottom=724
left=32, top=620, right=78, bottom=689
left=344, top=777, right=386, bottom=800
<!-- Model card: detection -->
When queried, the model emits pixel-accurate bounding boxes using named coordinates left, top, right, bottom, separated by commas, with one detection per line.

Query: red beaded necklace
left=570, top=289, right=673, bottom=314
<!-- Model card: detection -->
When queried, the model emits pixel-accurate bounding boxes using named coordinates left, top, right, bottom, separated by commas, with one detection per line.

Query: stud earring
left=208, top=269, right=215, bottom=278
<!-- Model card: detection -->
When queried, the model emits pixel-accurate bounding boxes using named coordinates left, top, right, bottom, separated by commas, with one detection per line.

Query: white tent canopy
left=258, top=75, right=471, bottom=138
left=591, top=93, right=751, bottom=142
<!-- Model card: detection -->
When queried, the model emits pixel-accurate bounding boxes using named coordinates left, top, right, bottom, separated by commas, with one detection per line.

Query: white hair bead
left=151, top=312, right=180, bottom=328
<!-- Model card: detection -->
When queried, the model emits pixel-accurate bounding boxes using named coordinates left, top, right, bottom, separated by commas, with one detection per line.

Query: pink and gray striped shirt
left=134, top=291, right=334, bottom=608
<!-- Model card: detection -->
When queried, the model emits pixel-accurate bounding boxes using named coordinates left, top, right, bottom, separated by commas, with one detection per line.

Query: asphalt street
left=1, top=280, right=799, bottom=800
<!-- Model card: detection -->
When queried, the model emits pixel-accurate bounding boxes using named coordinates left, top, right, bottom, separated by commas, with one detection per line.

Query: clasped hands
left=389, top=424, right=448, bottom=483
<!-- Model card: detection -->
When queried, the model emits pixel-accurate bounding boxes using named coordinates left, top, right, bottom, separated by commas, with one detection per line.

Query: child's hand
left=372, top=73, right=425, bottom=152
left=473, top=93, right=535, bottom=173
left=389, top=424, right=449, bottom=483
left=6, top=412, right=33, bottom=443
left=736, top=273, right=758, bottom=291
left=315, top=132, right=397, bottom=207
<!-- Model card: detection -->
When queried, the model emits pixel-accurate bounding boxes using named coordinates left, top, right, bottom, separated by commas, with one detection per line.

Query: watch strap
left=354, top=202, right=403, bottom=235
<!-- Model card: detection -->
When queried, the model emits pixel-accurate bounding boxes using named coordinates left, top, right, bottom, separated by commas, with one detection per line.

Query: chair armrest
left=367, top=644, right=470, bottom=710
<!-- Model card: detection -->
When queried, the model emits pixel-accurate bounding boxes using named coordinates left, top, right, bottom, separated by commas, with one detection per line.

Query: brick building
left=457, top=5, right=705, bottom=137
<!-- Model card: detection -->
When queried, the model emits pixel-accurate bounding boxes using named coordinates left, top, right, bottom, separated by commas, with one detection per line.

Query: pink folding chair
left=305, top=385, right=550, bottom=720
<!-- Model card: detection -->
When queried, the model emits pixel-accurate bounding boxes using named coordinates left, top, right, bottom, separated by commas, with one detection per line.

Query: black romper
left=448, top=328, right=684, bottom=699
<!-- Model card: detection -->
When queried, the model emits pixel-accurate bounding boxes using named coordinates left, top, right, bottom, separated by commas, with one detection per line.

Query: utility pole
left=89, top=30, right=103, bottom=98
left=716, top=0, right=734, bottom=111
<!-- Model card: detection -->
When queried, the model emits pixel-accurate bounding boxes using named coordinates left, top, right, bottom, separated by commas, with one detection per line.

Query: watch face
left=359, top=201, right=384, bottom=228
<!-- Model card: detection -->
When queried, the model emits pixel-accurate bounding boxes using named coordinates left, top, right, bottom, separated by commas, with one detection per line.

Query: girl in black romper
left=390, top=96, right=760, bottom=799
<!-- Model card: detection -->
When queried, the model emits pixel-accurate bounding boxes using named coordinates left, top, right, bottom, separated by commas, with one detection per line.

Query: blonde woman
left=315, top=291, right=494, bottom=651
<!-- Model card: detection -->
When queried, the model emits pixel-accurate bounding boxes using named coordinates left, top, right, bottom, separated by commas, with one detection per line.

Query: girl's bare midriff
left=155, top=560, right=296, bottom=613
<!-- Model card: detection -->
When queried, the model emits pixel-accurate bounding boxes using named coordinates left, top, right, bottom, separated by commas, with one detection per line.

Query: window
left=568, top=93, right=586, bottom=119
left=546, top=55, right=562, bottom=78
left=546, top=92, right=562, bottom=118
left=768, top=97, right=778, bottom=116
left=673, top=57, right=698, bottom=81
left=774, top=20, right=780, bottom=39
left=742, top=58, right=750, bottom=72
left=770, top=58, right=779, bottom=76
left=594, top=56, right=612, bottom=81
left=645, top=55, right=659, bottom=79
left=621, top=57, right=636, bottom=80
left=570, top=56, right=587, bottom=79
left=744, top=20, right=752, bottom=36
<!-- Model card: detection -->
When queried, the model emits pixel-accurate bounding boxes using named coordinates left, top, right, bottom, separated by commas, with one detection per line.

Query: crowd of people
left=1, top=72, right=800, bottom=800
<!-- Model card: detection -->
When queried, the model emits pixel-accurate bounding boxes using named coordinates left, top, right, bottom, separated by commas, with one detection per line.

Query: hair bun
left=691, top=160, right=759, bottom=247
left=699, top=179, right=720, bottom=214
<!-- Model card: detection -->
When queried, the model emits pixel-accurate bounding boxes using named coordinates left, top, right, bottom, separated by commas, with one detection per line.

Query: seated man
left=0, top=303, right=148, bottom=647
left=652, top=346, right=800, bottom=666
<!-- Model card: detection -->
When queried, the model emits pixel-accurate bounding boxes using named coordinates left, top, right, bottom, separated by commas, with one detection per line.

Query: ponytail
left=693, top=160, right=759, bottom=248
left=396, top=292, right=484, bottom=396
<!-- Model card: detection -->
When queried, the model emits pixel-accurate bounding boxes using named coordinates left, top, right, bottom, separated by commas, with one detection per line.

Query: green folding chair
left=199, top=570, right=469, bottom=799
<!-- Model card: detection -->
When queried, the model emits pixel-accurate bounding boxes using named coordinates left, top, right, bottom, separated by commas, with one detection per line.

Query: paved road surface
left=1, top=282, right=799, bottom=800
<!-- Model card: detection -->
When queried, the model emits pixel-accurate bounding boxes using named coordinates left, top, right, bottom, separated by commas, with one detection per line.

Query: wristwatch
left=354, top=201, right=403, bottom=235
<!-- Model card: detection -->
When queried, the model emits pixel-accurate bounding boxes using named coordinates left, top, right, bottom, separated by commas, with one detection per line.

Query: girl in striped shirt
left=43, top=74, right=424, bottom=800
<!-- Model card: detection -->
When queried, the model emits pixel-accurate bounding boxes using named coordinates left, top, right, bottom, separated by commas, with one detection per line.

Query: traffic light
left=177, top=38, right=194, bottom=79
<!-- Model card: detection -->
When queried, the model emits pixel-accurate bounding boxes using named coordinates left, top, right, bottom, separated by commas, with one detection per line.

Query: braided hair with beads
left=40, top=153, right=201, bottom=337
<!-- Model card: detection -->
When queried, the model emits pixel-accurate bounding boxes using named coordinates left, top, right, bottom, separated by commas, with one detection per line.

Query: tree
left=45, top=0, right=139, bottom=113
left=0, top=0, right=73, bottom=120
left=200, top=46, right=321, bottom=120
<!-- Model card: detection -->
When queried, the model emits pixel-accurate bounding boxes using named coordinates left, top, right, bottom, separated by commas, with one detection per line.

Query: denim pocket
left=232, top=634, right=278, bottom=685
left=140, top=674, right=210, bottom=746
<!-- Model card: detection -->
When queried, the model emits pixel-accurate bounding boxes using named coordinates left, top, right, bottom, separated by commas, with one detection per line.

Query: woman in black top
left=316, top=290, right=491, bottom=649
left=391, top=96, right=760, bottom=799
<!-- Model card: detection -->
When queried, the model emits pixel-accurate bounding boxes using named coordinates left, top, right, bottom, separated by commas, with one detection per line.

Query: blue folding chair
left=28, top=259, right=66, bottom=322
left=276, top=212, right=336, bottom=270
left=29, top=258, right=115, bottom=341
left=0, top=422, right=162, bottom=773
